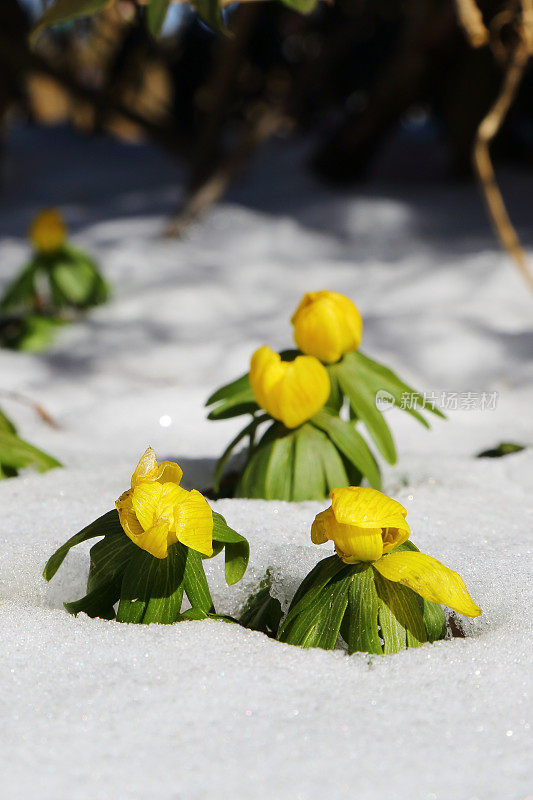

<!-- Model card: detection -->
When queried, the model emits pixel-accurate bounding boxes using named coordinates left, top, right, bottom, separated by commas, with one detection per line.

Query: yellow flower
left=29, top=209, right=67, bottom=253
left=116, top=447, right=213, bottom=560
left=312, top=486, right=481, bottom=617
left=291, top=290, right=363, bottom=364
left=249, top=345, right=330, bottom=429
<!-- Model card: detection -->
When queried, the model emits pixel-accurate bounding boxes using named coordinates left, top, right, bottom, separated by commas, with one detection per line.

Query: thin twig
left=455, top=0, right=489, bottom=47
left=473, top=37, right=533, bottom=290
left=0, top=391, right=60, bottom=428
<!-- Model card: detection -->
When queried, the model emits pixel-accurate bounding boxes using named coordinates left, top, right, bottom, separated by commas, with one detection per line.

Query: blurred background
left=0, top=0, right=531, bottom=474
left=3, top=0, right=533, bottom=223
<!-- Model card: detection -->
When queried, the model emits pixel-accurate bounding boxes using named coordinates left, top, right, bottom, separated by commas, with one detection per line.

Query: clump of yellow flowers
left=207, top=289, right=443, bottom=501
left=0, top=209, right=109, bottom=352
left=278, top=486, right=481, bottom=654
left=43, top=448, right=249, bottom=624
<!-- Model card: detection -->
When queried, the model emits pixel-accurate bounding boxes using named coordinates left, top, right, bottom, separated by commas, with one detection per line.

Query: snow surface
left=0, top=126, right=531, bottom=800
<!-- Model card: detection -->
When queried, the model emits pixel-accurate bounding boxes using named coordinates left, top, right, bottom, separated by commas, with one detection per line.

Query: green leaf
left=347, top=351, right=445, bottom=424
left=86, top=532, right=138, bottom=593
left=311, top=409, right=381, bottom=489
left=333, top=360, right=397, bottom=465
left=477, top=441, right=526, bottom=458
left=340, top=565, right=382, bottom=655
left=146, top=0, right=170, bottom=36
left=208, top=399, right=259, bottom=421
left=319, top=435, right=350, bottom=493
left=43, top=509, right=123, bottom=581
left=236, top=425, right=296, bottom=500
left=278, top=0, right=319, bottom=13
left=324, top=370, right=343, bottom=413
left=212, top=511, right=249, bottom=585
left=0, top=409, right=16, bottom=435
left=116, top=542, right=187, bottom=624
left=183, top=548, right=214, bottom=612
left=292, top=424, right=327, bottom=500
left=50, top=258, right=97, bottom=306
left=278, top=554, right=346, bottom=636
left=238, top=584, right=282, bottom=637
left=280, top=570, right=351, bottom=649
left=206, top=373, right=251, bottom=406
left=31, top=0, right=110, bottom=44
left=178, top=607, right=209, bottom=621
left=374, top=571, right=427, bottom=653
left=0, top=429, right=61, bottom=474
left=64, top=580, right=121, bottom=619
left=6, top=314, right=64, bottom=352
left=0, top=259, right=39, bottom=310
left=422, top=598, right=447, bottom=643
left=206, top=373, right=258, bottom=420
left=192, top=0, right=224, bottom=32
left=213, top=415, right=268, bottom=493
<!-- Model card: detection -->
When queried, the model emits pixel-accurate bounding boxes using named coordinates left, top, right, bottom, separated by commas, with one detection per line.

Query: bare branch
left=455, top=0, right=489, bottom=47
left=473, top=37, right=533, bottom=290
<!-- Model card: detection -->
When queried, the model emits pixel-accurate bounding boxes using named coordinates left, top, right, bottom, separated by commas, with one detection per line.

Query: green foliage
left=0, top=411, right=61, bottom=481
left=278, top=0, right=319, bottom=12
left=207, top=347, right=443, bottom=501
left=477, top=442, right=526, bottom=458
left=0, top=245, right=109, bottom=352
left=31, top=0, right=320, bottom=43
left=31, top=0, right=110, bottom=44
left=0, top=314, right=65, bottom=352
left=43, top=508, right=249, bottom=623
left=238, top=571, right=282, bottom=637
left=192, top=0, right=224, bottom=32
left=146, top=0, right=171, bottom=37
left=278, top=545, right=446, bottom=654
left=1, top=246, right=109, bottom=316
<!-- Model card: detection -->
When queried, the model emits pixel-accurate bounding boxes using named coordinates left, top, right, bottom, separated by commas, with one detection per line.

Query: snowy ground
left=0, top=126, right=531, bottom=800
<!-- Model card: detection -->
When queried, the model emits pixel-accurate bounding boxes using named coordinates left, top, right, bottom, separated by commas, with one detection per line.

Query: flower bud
left=29, top=209, right=66, bottom=253
left=311, top=486, right=410, bottom=563
left=291, top=290, right=363, bottom=363
left=249, top=345, right=330, bottom=429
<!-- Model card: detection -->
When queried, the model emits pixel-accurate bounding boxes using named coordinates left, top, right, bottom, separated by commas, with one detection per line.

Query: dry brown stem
left=473, top=28, right=533, bottom=289
left=455, top=0, right=489, bottom=47
left=458, top=0, right=533, bottom=291
left=0, top=391, right=60, bottom=429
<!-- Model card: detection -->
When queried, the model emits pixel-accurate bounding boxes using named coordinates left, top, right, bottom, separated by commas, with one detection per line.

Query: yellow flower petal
left=116, top=489, right=144, bottom=538
left=116, top=491, right=170, bottom=559
left=336, top=529, right=384, bottom=563
left=155, top=461, right=183, bottom=485
left=249, top=346, right=286, bottom=420
left=330, top=486, right=410, bottom=535
left=131, top=482, right=163, bottom=531
left=133, top=520, right=171, bottom=560
left=249, top=346, right=330, bottom=428
left=311, top=506, right=385, bottom=562
left=291, top=290, right=363, bottom=363
left=374, top=551, right=482, bottom=618
left=279, top=355, right=331, bottom=428
left=310, top=508, right=330, bottom=544
left=131, top=447, right=159, bottom=487
left=174, top=489, right=213, bottom=556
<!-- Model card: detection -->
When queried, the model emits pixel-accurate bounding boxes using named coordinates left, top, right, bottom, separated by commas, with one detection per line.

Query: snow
left=0, top=125, right=532, bottom=800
